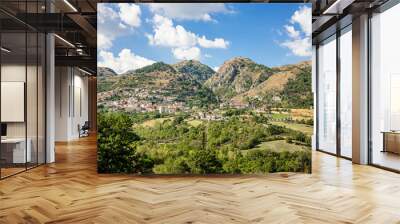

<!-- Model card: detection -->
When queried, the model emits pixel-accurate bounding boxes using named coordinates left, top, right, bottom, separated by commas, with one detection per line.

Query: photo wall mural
left=97, top=3, right=313, bottom=174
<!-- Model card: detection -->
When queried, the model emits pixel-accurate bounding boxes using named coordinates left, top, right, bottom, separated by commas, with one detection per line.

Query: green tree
left=97, top=112, right=153, bottom=173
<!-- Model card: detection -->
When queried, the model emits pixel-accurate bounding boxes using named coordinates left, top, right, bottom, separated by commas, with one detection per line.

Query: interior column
left=352, top=14, right=369, bottom=164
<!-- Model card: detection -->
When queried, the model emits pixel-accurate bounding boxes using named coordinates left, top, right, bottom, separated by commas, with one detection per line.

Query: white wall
left=1, top=63, right=46, bottom=164
left=1, top=64, right=26, bottom=139
left=55, top=67, right=89, bottom=141
left=55, top=66, right=70, bottom=141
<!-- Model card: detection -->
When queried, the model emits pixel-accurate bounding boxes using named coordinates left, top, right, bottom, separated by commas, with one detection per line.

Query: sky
left=97, top=3, right=312, bottom=74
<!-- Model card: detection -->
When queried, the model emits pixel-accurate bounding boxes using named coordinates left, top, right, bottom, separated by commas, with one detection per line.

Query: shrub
left=97, top=112, right=153, bottom=173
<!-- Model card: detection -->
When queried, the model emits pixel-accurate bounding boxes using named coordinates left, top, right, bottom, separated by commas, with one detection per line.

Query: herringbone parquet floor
left=1, top=136, right=400, bottom=223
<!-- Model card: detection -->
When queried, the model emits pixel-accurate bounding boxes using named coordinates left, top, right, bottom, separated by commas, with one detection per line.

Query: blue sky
left=97, top=3, right=311, bottom=74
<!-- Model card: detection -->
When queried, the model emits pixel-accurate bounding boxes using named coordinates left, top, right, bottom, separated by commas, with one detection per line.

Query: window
left=339, top=26, right=352, bottom=158
left=370, top=3, right=400, bottom=171
left=317, top=35, right=337, bottom=154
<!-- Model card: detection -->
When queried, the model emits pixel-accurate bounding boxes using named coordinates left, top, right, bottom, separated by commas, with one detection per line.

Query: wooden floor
left=1, top=136, right=400, bottom=223
left=372, top=150, right=400, bottom=171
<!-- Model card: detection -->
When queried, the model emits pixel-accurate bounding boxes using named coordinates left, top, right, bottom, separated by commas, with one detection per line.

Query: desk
left=382, top=131, right=400, bottom=154
left=1, top=138, right=31, bottom=163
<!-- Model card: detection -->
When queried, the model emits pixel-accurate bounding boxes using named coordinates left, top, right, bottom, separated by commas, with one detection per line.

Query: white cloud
left=148, top=3, right=232, bottom=22
left=147, top=14, right=198, bottom=48
left=98, top=33, right=113, bottom=50
left=284, top=25, right=300, bottom=39
left=280, top=6, right=311, bottom=57
left=147, top=14, right=230, bottom=60
left=97, top=3, right=142, bottom=50
left=281, top=37, right=311, bottom=57
left=198, top=36, right=229, bottom=49
left=98, top=4, right=118, bottom=24
left=118, top=3, right=141, bottom=27
left=290, top=5, right=312, bottom=34
left=204, top=54, right=212, bottom=58
left=213, top=66, right=220, bottom=72
left=172, top=47, right=201, bottom=60
left=98, top=49, right=155, bottom=74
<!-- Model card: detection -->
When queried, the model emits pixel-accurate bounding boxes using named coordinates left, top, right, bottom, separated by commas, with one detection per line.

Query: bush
left=97, top=112, right=153, bottom=173
left=267, top=125, right=285, bottom=135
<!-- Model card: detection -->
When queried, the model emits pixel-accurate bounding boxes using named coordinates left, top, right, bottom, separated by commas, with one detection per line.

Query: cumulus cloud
left=280, top=6, right=311, bottom=57
left=98, top=3, right=118, bottom=24
left=198, top=36, right=229, bottom=49
left=284, top=25, right=300, bottom=39
left=281, top=38, right=311, bottom=57
left=290, top=6, right=312, bottom=34
left=147, top=15, right=198, bottom=48
left=213, top=66, right=220, bottom=72
left=147, top=14, right=230, bottom=60
left=118, top=3, right=141, bottom=27
left=98, top=49, right=155, bottom=74
left=172, top=47, right=201, bottom=60
left=98, top=33, right=113, bottom=50
left=97, top=4, right=142, bottom=50
left=148, top=3, right=232, bottom=22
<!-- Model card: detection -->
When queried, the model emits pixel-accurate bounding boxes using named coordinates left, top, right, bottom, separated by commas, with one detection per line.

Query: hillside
left=97, top=67, right=119, bottom=92
left=98, top=67, right=117, bottom=78
left=98, top=58, right=312, bottom=112
left=173, top=60, right=215, bottom=83
left=204, top=57, right=274, bottom=100
left=280, top=61, right=312, bottom=108
left=232, top=61, right=312, bottom=107
left=98, top=62, right=217, bottom=110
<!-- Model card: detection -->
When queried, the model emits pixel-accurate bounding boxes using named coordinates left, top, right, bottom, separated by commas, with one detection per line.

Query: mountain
left=231, top=61, right=311, bottom=106
left=98, top=67, right=117, bottom=78
left=98, top=61, right=217, bottom=108
left=97, top=58, right=312, bottom=111
left=173, top=60, right=216, bottom=83
left=279, top=61, right=312, bottom=108
left=130, top=62, right=176, bottom=75
left=97, top=67, right=119, bottom=92
left=204, top=57, right=274, bottom=100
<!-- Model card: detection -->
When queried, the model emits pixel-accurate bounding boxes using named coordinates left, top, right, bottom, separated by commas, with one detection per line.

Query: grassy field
left=245, top=140, right=309, bottom=154
left=270, top=121, right=313, bottom=136
left=270, top=113, right=290, bottom=120
left=140, top=117, right=173, bottom=127
left=291, top=108, right=313, bottom=120
left=186, top=119, right=203, bottom=127
left=269, top=108, right=313, bottom=121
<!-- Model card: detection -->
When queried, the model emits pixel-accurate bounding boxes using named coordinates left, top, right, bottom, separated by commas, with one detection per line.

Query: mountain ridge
left=97, top=58, right=312, bottom=111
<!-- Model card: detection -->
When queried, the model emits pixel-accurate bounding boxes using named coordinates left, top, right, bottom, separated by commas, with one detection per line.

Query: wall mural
left=97, top=3, right=313, bottom=174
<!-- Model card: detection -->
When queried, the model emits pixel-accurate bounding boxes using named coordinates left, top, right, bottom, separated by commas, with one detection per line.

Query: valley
left=97, top=57, right=313, bottom=174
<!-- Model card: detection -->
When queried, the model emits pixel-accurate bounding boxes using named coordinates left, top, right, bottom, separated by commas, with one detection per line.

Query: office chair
left=79, top=121, right=90, bottom=138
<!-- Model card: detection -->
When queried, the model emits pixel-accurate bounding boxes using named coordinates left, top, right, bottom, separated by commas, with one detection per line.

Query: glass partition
left=0, top=1, right=46, bottom=179
left=339, top=26, right=352, bottom=158
left=317, top=35, right=337, bottom=154
left=1, top=31, right=28, bottom=177
left=370, top=3, right=400, bottom=171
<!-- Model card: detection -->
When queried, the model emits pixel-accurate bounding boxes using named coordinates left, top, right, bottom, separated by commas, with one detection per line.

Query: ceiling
left=311, top=0, right=390, bottom=44
left=0, top=0, right=97, bottom=74
left=7, top=0, right=390, bottom=73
